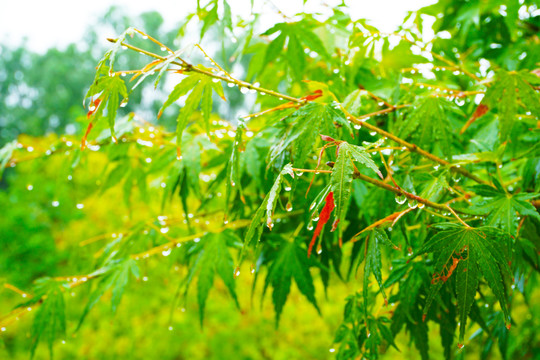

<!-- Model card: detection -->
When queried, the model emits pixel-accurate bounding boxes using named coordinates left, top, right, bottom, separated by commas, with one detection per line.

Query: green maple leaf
left=26, top=279, right=69, bottom=359
left=330, top=142, right=381, bottom=239
left=472, top=70, right=540, bottom=141
left=224, top=122, right=246, bottom=219
left=400, top=96, right=462, bottom=159
left=363, top=229, right=394, bottom=319
left=77, top=258, right=140, bottom=330
left=261, top=20, right=329, bottom=78
left=84, top=65, right=128, bottom=141
left=267, top=102, right=353, bottom=169
left=185, top=232, right=240, bottom=325
left=416, top=224, right=512, bottom=344
left=243, top=163, right=294, bottom=252
left=470, top=182, right=540, bottom=236
left=158, top=68, right=225, bottom=152
left=262, top=240, right=320, bottom=325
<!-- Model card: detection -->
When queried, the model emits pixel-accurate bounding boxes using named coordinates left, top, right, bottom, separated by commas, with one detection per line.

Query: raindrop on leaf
left=395, top=193, right=406, bottom=204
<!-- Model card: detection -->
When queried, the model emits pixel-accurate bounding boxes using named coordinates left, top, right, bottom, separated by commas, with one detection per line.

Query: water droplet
left=284, top=185, right=292, bottom=191
left=395, top=193, right=406, bottom=204
left=369, top=131, right=377, bottom=136
left=240, top=87, right=249, bottom=94
left=76, top=203, right=84, bottom=209
left=433, top=165, right=440, bottom=170
left=227, top=82, right=235, bottom=88
left=329, top=348, right=335, bottom=353
left=194, top=237, right=201, bottom=243
left=120, top=99, right=128, bottom=107
left=307, top=222, right=314, bottom=231
left=408, top=199, right=418, bottom=209
left=168, top=326, right=173, bottom=331
left=145, top=157, right=152, bottom=163
left=27, top=184, right=33, bottom=191
left=278, top=97, right=283, bottom=101
left=311, top=211, right=320, bottom=222
left=417, top=203, right=425, bottom=209
left=286, top=202, right=293, bottom=212
left=160, top=46, right=166, bottom=51
left=52, top=200, right=60, bottom=207
left=162, top=248, right=172, bottom=257
left=354, top=124, right=362, bottom=130
left=143, top=276, right=148, bottom=282
left=295, top=171, right=304, bottom=177
left=1, top=327, right=5, bottom=332
left=142, top=35, right=148, bottom=39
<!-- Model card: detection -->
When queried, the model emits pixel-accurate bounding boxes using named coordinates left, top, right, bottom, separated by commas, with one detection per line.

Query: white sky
left=0, top=0, right=435, bottom=53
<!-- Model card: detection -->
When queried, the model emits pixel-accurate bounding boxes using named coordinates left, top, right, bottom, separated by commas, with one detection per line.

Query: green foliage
left=27, top=279, right=68, bottom=359
left=416, top=224, right=513, bottom=343
left=262, top=240, right=320, bottom=325
left=1, top=1, right=540, bottom=359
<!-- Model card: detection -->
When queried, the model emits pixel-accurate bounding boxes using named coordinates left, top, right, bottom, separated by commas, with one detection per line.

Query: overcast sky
left=0, top=0, right=435, bottom=53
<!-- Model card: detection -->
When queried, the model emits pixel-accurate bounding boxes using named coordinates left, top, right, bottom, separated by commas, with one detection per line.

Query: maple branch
left=353, top=171, right=466, bottom=213
left=0, top=273, right=98, bottom=329
left=340, top=106, right=490, bottom=185
left=291, top=166, right=469, bottom=214
left=4, top=283, right=29, bottom=297
left=108, top=37, right=491, bottom=188
left=107, top=38, right=304, bottom=104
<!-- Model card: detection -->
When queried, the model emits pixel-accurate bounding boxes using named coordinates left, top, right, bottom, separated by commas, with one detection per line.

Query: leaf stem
left=340, top=106, right=490, bottom=185
left=445, top=204, right=471, bottom=227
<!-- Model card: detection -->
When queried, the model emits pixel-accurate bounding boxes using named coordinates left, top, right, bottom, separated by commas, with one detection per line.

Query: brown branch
left=108, top=38, right=304, bottom=104
left=340, top=106, right=490, bottom=185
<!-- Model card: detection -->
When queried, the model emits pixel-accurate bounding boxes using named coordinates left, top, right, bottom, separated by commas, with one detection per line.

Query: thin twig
left=446, top=204, right=470, bottom=227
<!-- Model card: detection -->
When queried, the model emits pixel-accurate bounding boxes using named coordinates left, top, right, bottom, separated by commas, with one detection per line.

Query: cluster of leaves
left=1, top=0, right=539, bottom=359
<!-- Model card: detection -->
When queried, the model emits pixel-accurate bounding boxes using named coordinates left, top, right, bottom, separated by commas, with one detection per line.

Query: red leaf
left=301, top=89, right=323, bottom=102
left=460, top=103, right=489, bottom=134
left=320, top=134, right=336, bottom=142
left=86, top=98, right=102, bottom=119
left=81, top=122, right=94, bottom=150
left=308, top=191, right=335, bottom=257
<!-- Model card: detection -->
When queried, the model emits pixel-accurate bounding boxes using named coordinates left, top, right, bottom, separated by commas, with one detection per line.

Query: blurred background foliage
left=1, top=0, right=539, bottom=359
